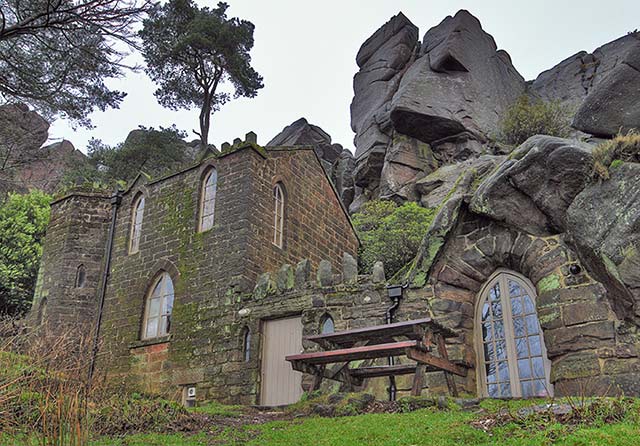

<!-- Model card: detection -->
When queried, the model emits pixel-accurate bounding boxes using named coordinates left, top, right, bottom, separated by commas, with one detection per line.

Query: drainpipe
left=88, top=188, right=122, bottom=385
left=385, top=284, right=405, bottom=401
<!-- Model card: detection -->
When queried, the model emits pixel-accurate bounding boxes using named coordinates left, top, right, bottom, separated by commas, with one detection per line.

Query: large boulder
left=470, top=135, right=593, bottom=235
left=531, top=33, right=640, bottom=137
left=0, top=103, right=49, bottom=172
left=567, top=162, right=640, bottom=320
left=268, top=118, right=343, bottom=171
left=331, top=149, right=356, bottom=210
left=268, top=118, right=355, bottom=208
left=379, top=132, right=437, bottom=202
left=416, top=155, right=503, bottom=209
left=349, top=10, right=526, bottom=207
left=389, top=10, right=526, bottom=143
left=18, top=140, right=88, bottom=193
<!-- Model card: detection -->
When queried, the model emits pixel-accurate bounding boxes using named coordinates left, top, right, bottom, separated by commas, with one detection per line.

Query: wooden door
left=260, top=316, right=303, bottom=406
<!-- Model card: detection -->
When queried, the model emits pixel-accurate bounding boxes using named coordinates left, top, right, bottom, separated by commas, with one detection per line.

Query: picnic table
left=285, top=318, right=469, bottom=397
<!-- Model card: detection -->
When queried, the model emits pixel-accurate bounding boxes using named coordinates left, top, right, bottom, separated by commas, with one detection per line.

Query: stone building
left=30, top=131, right=640, bottom=405
left=28, top=8, right=640, bottom=406
left=29, top=135, right=359, bottom=405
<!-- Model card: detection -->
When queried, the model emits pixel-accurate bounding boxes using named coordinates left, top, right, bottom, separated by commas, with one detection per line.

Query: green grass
left=237, top=407, right=640, bottom=446
left=4, top=398, right=640, bottom=446
left=241, top=409, right=485, bottom=446
left=190, top=400, right=245, bottom=417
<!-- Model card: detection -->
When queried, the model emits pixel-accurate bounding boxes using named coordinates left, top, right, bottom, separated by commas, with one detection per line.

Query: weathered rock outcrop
left=471, top=136, right=593, bottom=235
left=379, top=133, right=437, bottom=202
left=349, top=12, right=639, bottom=210
left=416, top=155, right=503, bottom=209
left=567, top=162, right=640, bottom=321
left=268, top=118, right=356, bottom=209
left=390, top=10, right=526, bottom=143
left=268, top=118, right=343, bottom=170
left=349, top=10, right=527, bottom=209
left=331, top=149, right=356, bottom=210
left=350, top=13, right=418, bottom=162
left=18, top=140, right=87, bottom=193
left=0, top=103, right=87, bottom=194
left=532, top=33, right=640, bottom=137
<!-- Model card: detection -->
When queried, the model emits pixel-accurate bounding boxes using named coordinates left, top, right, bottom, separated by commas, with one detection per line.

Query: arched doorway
left=475, top=270, right=553, bottom=398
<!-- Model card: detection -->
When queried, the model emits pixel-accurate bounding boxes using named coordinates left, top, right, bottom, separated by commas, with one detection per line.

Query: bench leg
left=436, top=334, right=458, bottom=397
left=411, top=364, right=426, bottom=396
left=311, top=365, right=325, bottom=391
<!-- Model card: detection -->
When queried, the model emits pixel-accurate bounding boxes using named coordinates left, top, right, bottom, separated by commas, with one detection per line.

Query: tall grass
left=0, top=317, right=95, bottom=445
left=592, top=130, right=640, bottom=180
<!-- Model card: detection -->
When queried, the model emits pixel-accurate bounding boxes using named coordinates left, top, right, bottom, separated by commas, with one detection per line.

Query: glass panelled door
left=477, top=272, right=553, bottom=398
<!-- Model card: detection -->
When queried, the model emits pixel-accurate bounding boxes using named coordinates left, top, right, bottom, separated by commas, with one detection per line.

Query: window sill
left=129, top=335, right=171, bottom=350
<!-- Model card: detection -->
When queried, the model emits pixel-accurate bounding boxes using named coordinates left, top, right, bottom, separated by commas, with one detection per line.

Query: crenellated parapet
left=251, top=253, right=387, bottom=300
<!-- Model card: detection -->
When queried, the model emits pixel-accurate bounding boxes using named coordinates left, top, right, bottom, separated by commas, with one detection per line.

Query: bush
left=592, top=130, right=640, bottom=180
left=352, top=200, right=435, bottom=278
left=0, top=190, right=51, bottom=315
left=499, top=95, right=571, bottom=145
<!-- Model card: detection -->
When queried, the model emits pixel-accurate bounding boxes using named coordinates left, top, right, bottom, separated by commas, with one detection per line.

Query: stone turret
left=27, top=191, right=112, bottom=332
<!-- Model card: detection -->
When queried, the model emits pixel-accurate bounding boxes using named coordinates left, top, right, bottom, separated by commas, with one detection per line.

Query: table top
left=304, top=317, right=457, bottom=347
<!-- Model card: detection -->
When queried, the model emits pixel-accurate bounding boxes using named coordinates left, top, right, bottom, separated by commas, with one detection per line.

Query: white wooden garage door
left=260, top=316, right=303, bottom=406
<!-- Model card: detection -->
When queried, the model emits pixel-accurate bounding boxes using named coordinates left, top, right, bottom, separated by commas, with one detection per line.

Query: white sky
left=48, top=0, right=640, bottom=153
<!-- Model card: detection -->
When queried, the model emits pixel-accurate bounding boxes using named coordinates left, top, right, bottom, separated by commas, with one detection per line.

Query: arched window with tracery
left=320, top=314, right=334, bottom=334
left=475, top=270, right=553, bottom=398
left=273, top=183, right=285, bottom=248
left=199, top=168, right=217, bottom=232
left=142, top=271, right=174, bottom=340
left=129, top=194, right=145, bottom=254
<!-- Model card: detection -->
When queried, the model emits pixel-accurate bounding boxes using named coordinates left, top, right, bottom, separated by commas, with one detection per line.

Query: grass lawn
left=3, top=398, right=640, bottom=445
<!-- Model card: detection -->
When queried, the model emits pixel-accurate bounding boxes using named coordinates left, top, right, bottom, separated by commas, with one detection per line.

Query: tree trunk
left=199, top=101, right=211, bottom=151
left=198, top=85, right=213, bottom=151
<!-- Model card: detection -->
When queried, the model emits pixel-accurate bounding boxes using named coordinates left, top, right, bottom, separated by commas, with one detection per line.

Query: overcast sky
left=48, top=0, right=640, bottom=154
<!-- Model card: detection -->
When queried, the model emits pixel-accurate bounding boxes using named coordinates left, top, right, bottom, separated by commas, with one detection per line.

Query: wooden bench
left=285, top=318, right=469, bottom=397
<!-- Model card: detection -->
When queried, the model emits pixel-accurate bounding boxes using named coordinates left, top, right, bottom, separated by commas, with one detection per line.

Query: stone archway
left=425, top=209, right=622, bottom=396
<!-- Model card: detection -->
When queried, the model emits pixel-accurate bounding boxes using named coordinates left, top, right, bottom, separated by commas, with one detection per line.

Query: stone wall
left=102, top=253, right=440, bottom=404
left=27, top=192, right=111, bottom=330
left=243, top=147, right=358, bottom=280
left=420, top=207, right=636, bottom=396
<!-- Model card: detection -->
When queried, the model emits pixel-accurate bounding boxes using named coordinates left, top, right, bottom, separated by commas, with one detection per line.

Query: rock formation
left=531, top=33, right=640, bottom=137
left=345, top=10, right=640, bottom=369
left=267, top=118, right=343, bottom=170
left=17, top=140, right=87, bottom=193
left=0, top=103, right=87, bottom=195
left=268, top=118, right=356, bottom=209
left=348, top=10, right=640, bottom=211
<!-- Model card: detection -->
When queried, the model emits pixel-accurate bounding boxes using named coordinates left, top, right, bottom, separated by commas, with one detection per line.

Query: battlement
left=251, top=254, right=387, bottom=299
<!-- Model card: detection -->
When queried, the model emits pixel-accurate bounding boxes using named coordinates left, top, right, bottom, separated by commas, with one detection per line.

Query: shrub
left=592, top=130, right=640, bottom=180
left=0, top=190, right=51, bottom=316
left=352, top=200, right=436, bottom=278
left=499, top=95, right=571, bottom=146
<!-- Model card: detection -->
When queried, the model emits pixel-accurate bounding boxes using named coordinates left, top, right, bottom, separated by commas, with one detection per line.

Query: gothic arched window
left=273, top=183, right=285, bottom=248
left=321, top=314, right=335, bottom=334
left=142, top=272, right=174, bottom=340
left=199, top=168, right=217, bottom=232
left=129, top=194, right=145, bottom=254
left=475, top=271, right=553, bottom=398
